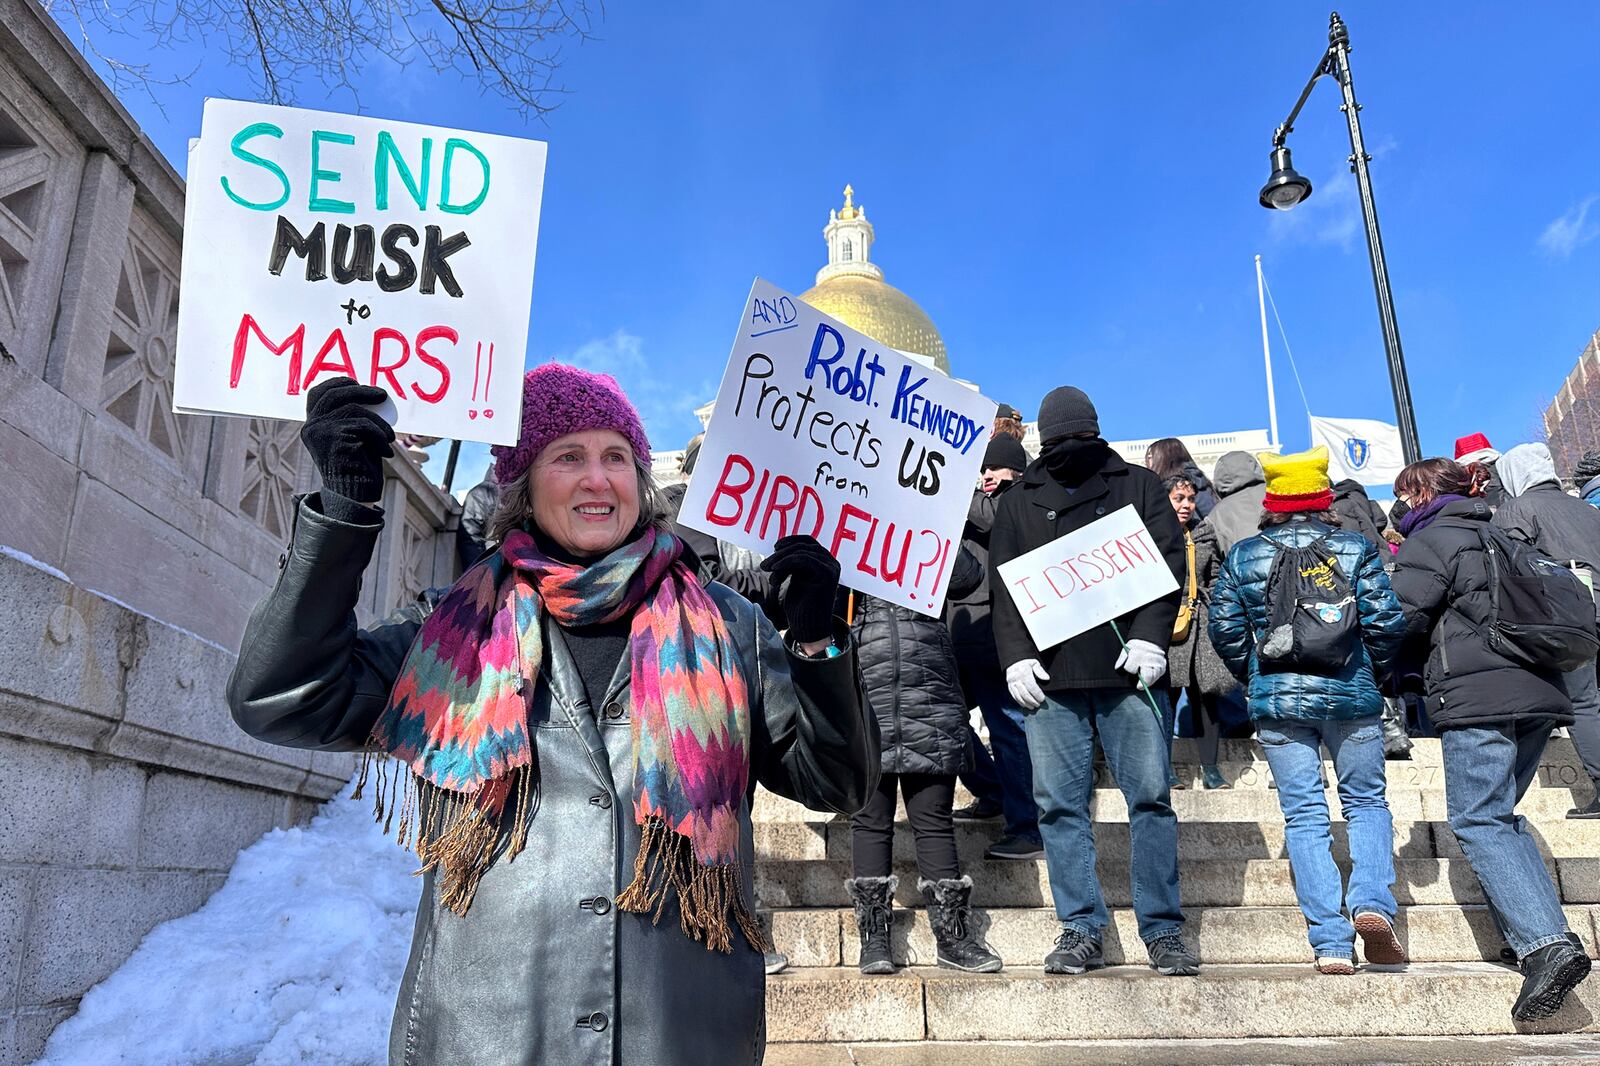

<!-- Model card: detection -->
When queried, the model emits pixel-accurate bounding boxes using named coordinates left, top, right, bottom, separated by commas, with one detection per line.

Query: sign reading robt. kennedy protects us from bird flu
left=172, top=98, right=547, bottom=446
left=997, top=505, right=1180, bottom=651
left=678, top=278, right=997, bottom=617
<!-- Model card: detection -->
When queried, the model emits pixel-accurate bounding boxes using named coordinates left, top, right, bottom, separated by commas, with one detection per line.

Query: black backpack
left=1256, top=533, right=1361, bottom=675
left=1475, top=526, right=1599, bottom=672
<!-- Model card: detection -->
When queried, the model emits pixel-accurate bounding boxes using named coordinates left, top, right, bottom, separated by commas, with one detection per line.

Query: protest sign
left=677, top=279, right=997, bottom=616
left=173, top=98, right=546, bottom=446
left=996, top=505, right=1179, bottom=651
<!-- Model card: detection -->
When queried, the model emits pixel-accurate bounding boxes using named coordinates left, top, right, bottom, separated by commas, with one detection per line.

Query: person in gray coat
left=228, top=369, right=878, bottom=1066
left=1495, top=442, right=1600, bottom=818
left=1192, top=451, right=1268, bottom=563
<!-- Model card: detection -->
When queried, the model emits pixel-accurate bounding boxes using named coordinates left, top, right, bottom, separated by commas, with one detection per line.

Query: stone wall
left=0, top=1, right=461, bottom=1061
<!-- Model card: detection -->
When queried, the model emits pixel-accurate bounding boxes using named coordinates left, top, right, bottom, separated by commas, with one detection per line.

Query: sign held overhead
left=677, top=279, right=996, bottom=617
left=173, top=98, right=547, bottom=446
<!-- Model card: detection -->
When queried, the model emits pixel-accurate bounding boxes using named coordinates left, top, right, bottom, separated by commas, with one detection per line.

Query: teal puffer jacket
left=1208, top=518, right=1405, bottom=722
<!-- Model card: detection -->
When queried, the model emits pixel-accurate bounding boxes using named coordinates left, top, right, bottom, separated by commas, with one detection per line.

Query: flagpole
left=1255, top=255, right=1280, bottom=449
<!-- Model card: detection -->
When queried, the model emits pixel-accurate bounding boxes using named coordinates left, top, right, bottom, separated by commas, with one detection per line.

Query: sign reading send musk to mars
left=678, top=278, right=997, bottom=617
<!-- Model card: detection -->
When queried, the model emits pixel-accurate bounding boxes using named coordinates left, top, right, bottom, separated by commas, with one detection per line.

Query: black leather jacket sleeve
left=748, top=614, right=879, bottom=816
left=227, top=494, right=426, bottom=752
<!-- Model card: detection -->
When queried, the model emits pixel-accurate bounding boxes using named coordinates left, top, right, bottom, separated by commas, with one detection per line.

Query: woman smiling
left=228, top=364, right=878, bottom=1065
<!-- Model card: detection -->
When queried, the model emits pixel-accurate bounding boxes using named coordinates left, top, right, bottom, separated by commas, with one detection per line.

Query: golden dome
left=798, top=274, right=950, bottom=375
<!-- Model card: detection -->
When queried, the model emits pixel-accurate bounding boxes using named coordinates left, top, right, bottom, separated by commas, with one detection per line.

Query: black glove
left=300, top=379, right=395, bottom=502
left=760, top=535, right=841, bottom=644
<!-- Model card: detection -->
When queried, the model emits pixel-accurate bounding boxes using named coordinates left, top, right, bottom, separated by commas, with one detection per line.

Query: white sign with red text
left=997, top=505, right=1179, bottom=651
left=173, top=98, right=546, bottom=445
left=677, top=278, right=997, bottom=617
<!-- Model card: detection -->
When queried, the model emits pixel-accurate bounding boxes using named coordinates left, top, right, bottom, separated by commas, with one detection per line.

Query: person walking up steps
left=1209, top=446, right=1407, bottom=974
left=990, top=385, right=1199, bottom=978
left=1389, top=458, right=1593, bottom=1022
left=1493, top=442, right=1600, bottom=820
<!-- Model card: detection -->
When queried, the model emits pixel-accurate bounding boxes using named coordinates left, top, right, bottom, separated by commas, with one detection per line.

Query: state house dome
left=797, top=185, right=949, bottom=375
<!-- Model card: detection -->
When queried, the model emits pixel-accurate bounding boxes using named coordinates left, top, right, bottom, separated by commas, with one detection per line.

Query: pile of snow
left=32, top=780, right=419, bottom=1066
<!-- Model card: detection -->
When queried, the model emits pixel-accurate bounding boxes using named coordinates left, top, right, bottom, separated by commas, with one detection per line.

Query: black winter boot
left=919, top=876, right=1003, bottom=973
left=846, top=876, right=897, bottom=975
left=1512, top=936, right=1591, bottom=1021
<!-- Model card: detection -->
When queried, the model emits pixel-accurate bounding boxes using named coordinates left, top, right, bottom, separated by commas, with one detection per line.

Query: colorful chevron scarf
left=357, top=526, right=763, bottom=952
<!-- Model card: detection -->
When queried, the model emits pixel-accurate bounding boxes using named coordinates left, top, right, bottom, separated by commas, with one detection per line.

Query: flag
left=1309, top=415, right=1405, bottom=488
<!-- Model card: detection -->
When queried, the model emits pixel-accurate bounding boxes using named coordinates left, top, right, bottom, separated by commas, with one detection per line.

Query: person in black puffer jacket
left=1389, top=458, right=1590, bottom=1022
left=848, top=547, right=1003, bottom=976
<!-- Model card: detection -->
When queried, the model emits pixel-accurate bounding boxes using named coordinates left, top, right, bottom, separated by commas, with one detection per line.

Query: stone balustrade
left=0, top=2, right=461, bottom=1059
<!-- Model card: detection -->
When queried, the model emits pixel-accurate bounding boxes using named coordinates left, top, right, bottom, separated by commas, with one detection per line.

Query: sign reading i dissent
left=678, top=279, right=997, bottom=617
left=997, top=505, right=1180, bottom=651
left=173, top=98, right=547, bottom=446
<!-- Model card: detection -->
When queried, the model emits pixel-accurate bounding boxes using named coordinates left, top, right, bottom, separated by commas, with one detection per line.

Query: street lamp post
left=1258, top=11, right=1422, bottom=465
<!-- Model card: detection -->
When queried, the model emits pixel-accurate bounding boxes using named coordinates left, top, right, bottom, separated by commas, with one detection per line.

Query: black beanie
left=1575, top=450, right=1600, bottom=482
left=1036, top=386, right=1099, bottom=442
left=983, top=435, right=1028, bottom=472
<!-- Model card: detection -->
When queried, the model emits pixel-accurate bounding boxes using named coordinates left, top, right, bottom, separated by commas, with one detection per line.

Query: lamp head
left=1259, top=146, right=1313, bottom=210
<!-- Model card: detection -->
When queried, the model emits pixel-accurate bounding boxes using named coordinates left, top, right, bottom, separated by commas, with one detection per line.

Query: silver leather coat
left=227, top=497, right=878, bottom=1065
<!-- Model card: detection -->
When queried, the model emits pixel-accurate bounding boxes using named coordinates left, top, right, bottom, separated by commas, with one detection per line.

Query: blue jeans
left=1441, top=719, right=1572, bottom=959
left=957, top=658, right=1039, bottom=842
left=1256, top=717, right=1396, bottom=960
left=1024, top=687, right=1183, bottom=945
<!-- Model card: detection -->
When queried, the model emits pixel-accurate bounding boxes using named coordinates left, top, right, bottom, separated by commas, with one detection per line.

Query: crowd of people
left=225, top=368, right=1596, bottom=1065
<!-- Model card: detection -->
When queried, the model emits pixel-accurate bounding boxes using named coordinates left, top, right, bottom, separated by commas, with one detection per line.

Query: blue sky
left=70, top=2, right=1600, bottom=487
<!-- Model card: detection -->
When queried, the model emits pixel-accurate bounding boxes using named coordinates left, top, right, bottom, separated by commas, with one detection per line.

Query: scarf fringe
left=355, top=743, right=537, bottom=917
left=615, top=815, right=767, bottom=954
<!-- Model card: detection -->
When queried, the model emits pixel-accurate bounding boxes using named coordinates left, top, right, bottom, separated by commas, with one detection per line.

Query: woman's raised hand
left=760, top=535, right=840, bottom=644
left=300, top=379, right=395, bottom=504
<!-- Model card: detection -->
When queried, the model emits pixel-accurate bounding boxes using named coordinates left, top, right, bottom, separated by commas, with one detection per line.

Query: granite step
left=765, top=1034, right=1600, bottom=1065
left=752, top=814, right=1600, bottom=865
left=759, top=903, right=1600, bottom=969
left=756, top=856, right=1594, bottom=910
left=762, top=963, right=1600, bottom=1042
left=752, top=785, right=1587, bottom=823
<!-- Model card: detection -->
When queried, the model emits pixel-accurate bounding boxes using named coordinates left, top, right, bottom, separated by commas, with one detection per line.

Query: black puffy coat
left=1388, top=497, right=1572, bottom=730
left=1331, top=480, right=1388, bottom=549
left=854, top=549, right=982, bottom=775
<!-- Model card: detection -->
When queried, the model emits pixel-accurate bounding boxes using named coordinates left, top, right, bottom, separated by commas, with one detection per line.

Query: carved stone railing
left=0, top=4, right=462, bottom=1059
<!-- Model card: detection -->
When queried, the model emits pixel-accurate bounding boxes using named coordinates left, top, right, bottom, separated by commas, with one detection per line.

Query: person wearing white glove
left=1114, top=639, right=1168, bottom=690
left=1006, top=659, right=1050, bottom=710
left=986, top=385, right=1199, bottom=979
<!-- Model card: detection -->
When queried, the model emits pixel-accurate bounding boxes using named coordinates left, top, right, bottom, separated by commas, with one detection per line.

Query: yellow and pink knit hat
left=1261, top=445, right=1334, bottom=514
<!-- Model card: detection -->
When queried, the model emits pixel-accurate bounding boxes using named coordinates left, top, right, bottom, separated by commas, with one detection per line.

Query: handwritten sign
left=997, top=505, right=1179, bottom=651
left=172, top=98, right=546, bottom=446
left=677, top=278, right=996, bottom=616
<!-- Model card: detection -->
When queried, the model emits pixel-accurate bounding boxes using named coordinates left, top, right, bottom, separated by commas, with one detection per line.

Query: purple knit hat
left=491, top=363, right=652, bottom=486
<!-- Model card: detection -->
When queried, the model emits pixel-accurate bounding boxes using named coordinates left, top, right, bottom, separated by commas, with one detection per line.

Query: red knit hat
left=1454, top=433, right=1495, bottom=462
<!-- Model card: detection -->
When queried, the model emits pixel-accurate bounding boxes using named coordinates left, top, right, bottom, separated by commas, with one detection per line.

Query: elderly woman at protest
left=227, top=366, right=878, bottom=1066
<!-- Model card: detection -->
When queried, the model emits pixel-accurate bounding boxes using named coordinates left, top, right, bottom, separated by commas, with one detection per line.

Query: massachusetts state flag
left=1309, top=415, right=1405, bottom=489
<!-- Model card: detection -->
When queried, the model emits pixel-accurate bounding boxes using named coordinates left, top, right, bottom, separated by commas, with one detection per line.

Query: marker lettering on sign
left=705, top=452, right=956, bottom=607
left=220, top=125, right=492, bottom=215
left=227, top=311, right=456, bottom=403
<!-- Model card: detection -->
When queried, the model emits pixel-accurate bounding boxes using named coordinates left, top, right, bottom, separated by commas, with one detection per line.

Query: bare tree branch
left=44, top=0, right=599, bottom=119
